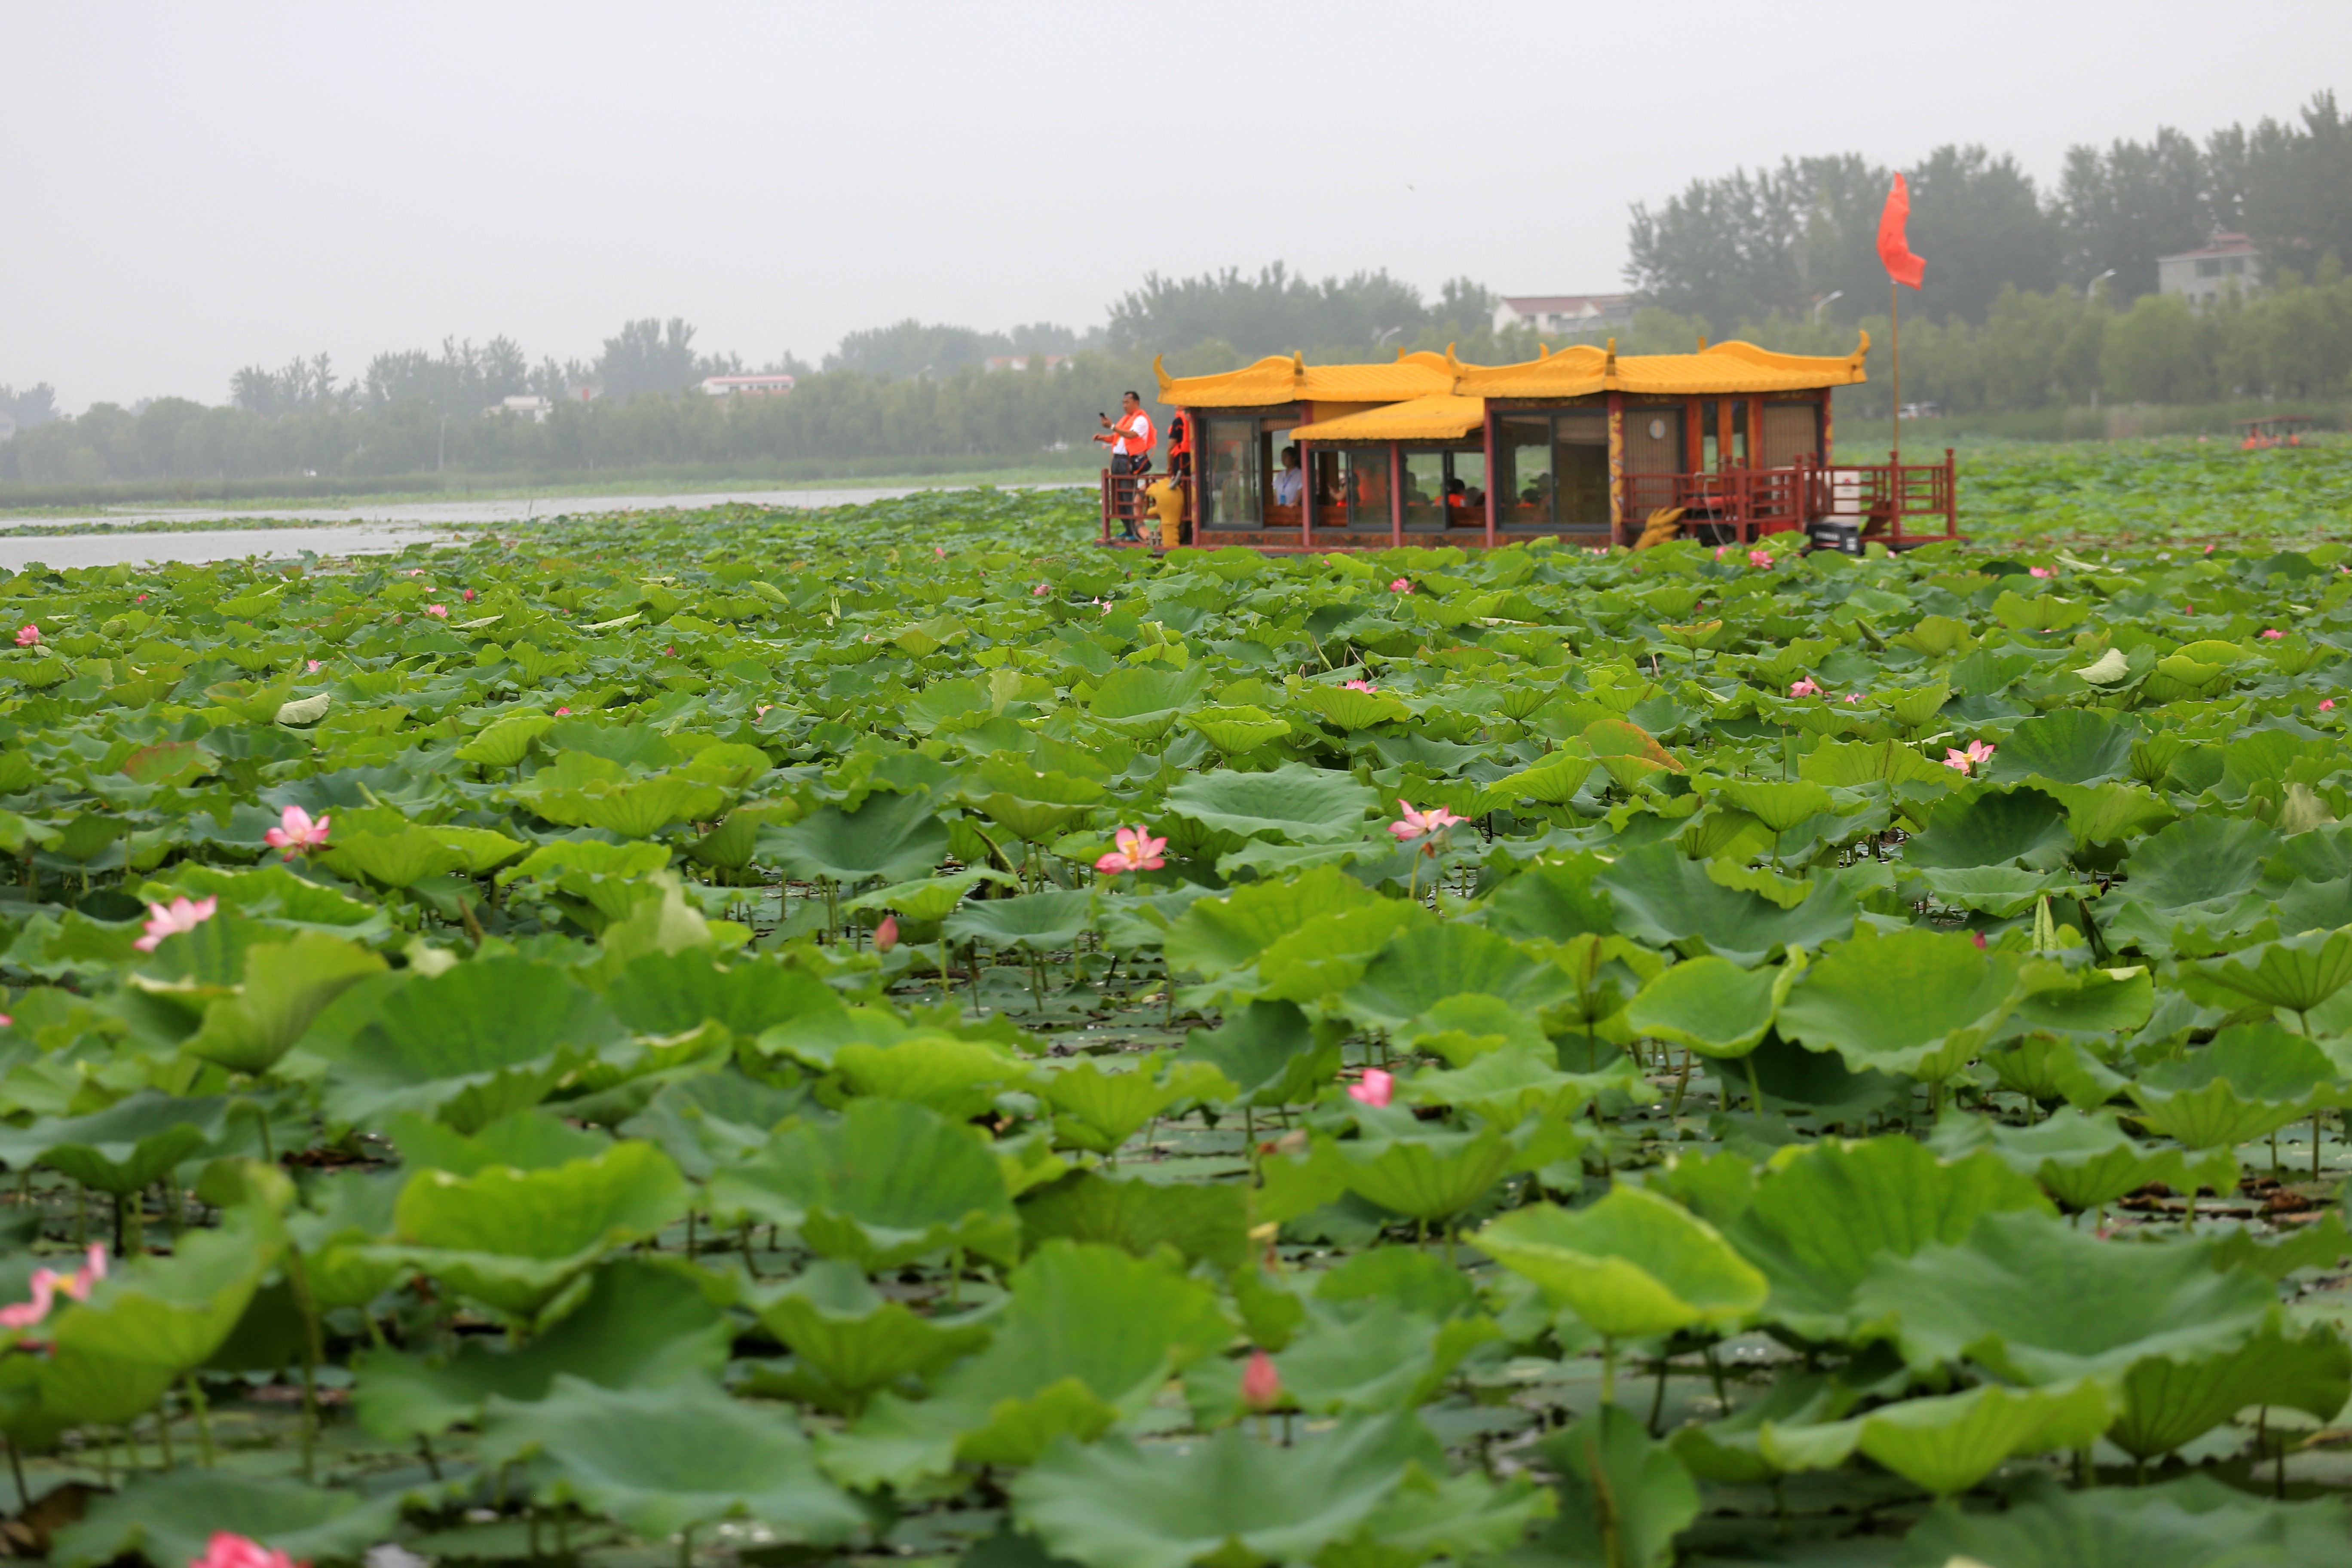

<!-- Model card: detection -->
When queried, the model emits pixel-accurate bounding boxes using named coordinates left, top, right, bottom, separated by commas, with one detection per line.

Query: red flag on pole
left=1877, top=173, right=1926, bottom=289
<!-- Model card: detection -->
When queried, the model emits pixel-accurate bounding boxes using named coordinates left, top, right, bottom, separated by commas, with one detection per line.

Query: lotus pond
left=3, top=473, right=2352, bottom=1566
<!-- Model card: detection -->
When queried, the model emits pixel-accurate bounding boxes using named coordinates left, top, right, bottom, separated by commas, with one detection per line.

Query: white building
left=2156, top=234, right=2261, bottom=309
left=0, top=413, right=16, bottom=444
left=984, top=355, right=1072, bottom=373
left=699, top=374, right=797, bottom=397
left=1492, top=294, right=1636, bottom=337
left=487, top=396, right=553, bottom=423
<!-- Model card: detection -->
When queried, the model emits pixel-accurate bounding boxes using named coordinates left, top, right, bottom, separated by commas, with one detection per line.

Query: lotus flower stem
left=1647, top=1357, right=1671, bottom=1435
left=154, top=1404, right=173, bottom=1468
left=183, top=1372, right=214, bottom=1467
left=1600, top=1336, right=1618, bottom=1406
left=2315, top=1112, right=2324, bottom=1180
left=3, top=1437, right=22, bottom=1512
left=1745, top=1056, right=1766, bottom=1116
left=285, top=1245, right=325, bottom=1481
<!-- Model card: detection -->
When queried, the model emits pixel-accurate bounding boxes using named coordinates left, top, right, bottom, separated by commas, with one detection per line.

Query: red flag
left=1877, top=173, right=1926, bottom=289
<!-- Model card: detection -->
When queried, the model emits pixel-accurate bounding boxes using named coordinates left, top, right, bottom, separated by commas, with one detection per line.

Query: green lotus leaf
left=1929, top=1107, right=2236, bottom=1214
left=1896, top=1472, right=2352, bottom=1566
left=1337, top=923, right=1577, bottom=1034
left=1761, top=1378, right=2111, bottom=1497
left=1987, top=707, right=2139, bottom=786
left=1185, top=704, right=1291, bottom=755
left=319, top=824, right=472, bottom=889
left=454, top=712, right=557, bottom=767
left=1598, top=843, right=1857, bottom=965
left=180, top=929, right=387, bottom=1076
left=1528, top=1406, right=1700, bottom=1568
left=313, top=956, right=627, bottom=1132
left=2106, top=1323, right=2352, bottom=1461
left=2122, top=812, right=2281, bottom=913
left=1018, top=1170, right=1249, bottom=1270
left=821, top=1241, right=1232, bottom=1488
left=50, top=1470, right=402, bottom=1568
left=2003, top=964, right=2155, bottom=1040
left=496, top=836, right=671, bottom=885
left=0, top=1091, right=229, bottom=1197
left=760, top=789, right=949, bottom=885
left=2196, top=925, right=2352, bottom=1019
left=1625, top=955, right=1800, bottom=1059
left=740, top=1257, right=995, bottom=1415
left=615, top=1068, right=814, bottom=1180
left=35, top=1208, right=284, bottom=1430
left=2126, top=1022, right=2340, bottom=1149
left=1476, top=1185, right=1767, bottom=1341
left=1667, top=1372, right=1856, bottom=1486
left=599, top=945, right=840, bottom=1039
left=1263, top=1302, right=1504, bottom=1417
left=385, top=1141, right=689, bottom=1318
left=384, top=1108, right=610, bottom=1176
left=481, top=1373, right=866, bottom=1545
left=1334, top=1120, right=1520, bottom=1224
left=1087, top=664, right=1212, bottom=739
left=1392, top=992, right=1554, bottom=1066
left=709, top=1097, right=1019, bottom=1268
left=1035, top=1054, right=1236, bottom=1156
left=1479, top=751, right=1600, bottom=811
left=1012, top=1412, right=1534, bottom=1568
left=1901, top=785, right=2075, bottom=870
left=1914, top=864, right=2081, bottom=917
left=1398, top=1042, right=1621, bottom=1129
left=1851, top=1210, right=2277, bottom=1384
left=352, top=1257, right=733, bottom=1442
left=1165, top=762, right=1377, bottom=845
left=835, top=1033, right=1038, bottom=1121
left=1798, top=737, right=1957, bottom=787
left=1176, top=1000, right=1347, bottom=1106
left=1482, top=855, right=1617, bottom=942
left=1776, top=926, right=2023, bottom=1082
left=1709, top=1135, right=2052, bottom=1342
left=843, top=867, right=1012, bottom=923
left=944, top=888, right=1093, bottom=952
left=1300, top=683, right=1413, bottom=730
left=1161, top=865, right=1383, bottom=978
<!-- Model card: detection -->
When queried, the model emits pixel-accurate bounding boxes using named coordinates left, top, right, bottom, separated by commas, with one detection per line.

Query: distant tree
left=594, top=318, right=727, bottom=400
left=363, top=336, right=531, bottom=416
left=1905, top=145, right=2062, bottom=322
left=0, top=383, right=59, bottom=428
left=229, top=353, right=337, bottom=417
left=824, top=320, right=1008, bottom=379
left=1105, top=263, right=1436, bottom=362
left=2243, top=91, right=2352, bottom=279
left=2055, top=127, right=2208, bottom=300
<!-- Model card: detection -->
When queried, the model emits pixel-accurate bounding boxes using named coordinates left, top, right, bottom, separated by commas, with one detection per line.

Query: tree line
left=1629, top=92, right=2352, bottom=330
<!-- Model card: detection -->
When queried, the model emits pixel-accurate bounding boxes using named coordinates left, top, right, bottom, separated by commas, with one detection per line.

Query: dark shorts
left=1111, top=453, right=1139, bottom=475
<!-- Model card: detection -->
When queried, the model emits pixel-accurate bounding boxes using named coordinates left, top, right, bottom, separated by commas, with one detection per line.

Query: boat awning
left=1460, top=336, right=1871, bottom=398
left=1289, top=394, right=1486, bottom=442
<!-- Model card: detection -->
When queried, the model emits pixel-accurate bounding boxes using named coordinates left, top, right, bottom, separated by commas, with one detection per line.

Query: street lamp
left=1374, top=326, right=1403, bottom=351
left=2086, top=269, right=2116, bottom=301
left=1812, top=290, right=1844, bottom=325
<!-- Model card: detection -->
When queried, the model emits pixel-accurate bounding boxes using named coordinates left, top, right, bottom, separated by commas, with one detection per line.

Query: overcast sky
left=5, top=1, right=2345, bottom=410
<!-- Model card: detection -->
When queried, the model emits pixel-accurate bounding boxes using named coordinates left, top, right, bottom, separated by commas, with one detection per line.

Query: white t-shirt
left=1273, top=466, right=1304, bottom=504
left=1112, top=411, right=1155, bottom=455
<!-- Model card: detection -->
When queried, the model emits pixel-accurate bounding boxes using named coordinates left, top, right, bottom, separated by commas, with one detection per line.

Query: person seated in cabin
left=1272, top=445, right=1305, bottom=507
left=1444, top=477, right=1470, bottom=511
left=1464, top=486, right=1485, bottom=509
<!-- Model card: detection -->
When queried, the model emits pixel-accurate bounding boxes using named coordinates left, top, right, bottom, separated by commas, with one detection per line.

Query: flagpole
left=1890, top=279, right=1900, bottom=468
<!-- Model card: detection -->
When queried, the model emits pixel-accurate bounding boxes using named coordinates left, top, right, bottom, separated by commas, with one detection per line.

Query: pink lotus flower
left=1096, top=825, right=1168, bottom=875
left=1843, top=693, right=1862, bottom=704
left=133, top=895, right=217, bottom=953
left=554, top=706, right=572, bottom=716
left=1712, top=546, right=1726, bottom=560
left=0, top=1015, right=10, bottom=1028
left=1241, top=1348, right=1283, bottom=1412
left=263, top=804, right=330, bottom=860
left=1943, top=740, right=1996, bottom=776
left=424, top=604, right=449, bottom=619
left=934, top=546, right=947, bottom=558
left=756, top=703, right=773, bottom=717
left=1348, top=1068, right=1395, bottom=1108
left=1789, top=678, right=1821, bottom=697
left=873, top=913, right=898, bottom=952
left=192, top=1533, right=304, bottom=1568
left=2262, top=628, right=2285, bottom=640
left=462, top=588, right=477, bottom=602
left=1032, top=582, right=1051, bottom=597
left=13, top=625, right=38, bottom=648
left=0, top=1245, right=107, bottom=1334
left=405, top=568, right=425, bottom=576
left=1388, top=578, right=1413, bottom=594
left=1389, top=800, right=1464, bottom=842
left=305, top=659, right=322, bottom=673
left=1343, top=679, right=1378, bottom=693
left=2029, top=566, right=2053, bottom=578
left=1971, top=931, right=1988, bottom=950
left=1748, top=550, right=1774, bottom=568
left=2322, top=699, right=2337, bottom=712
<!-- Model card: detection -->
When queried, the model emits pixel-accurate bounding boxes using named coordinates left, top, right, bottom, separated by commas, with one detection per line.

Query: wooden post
left=1389, top=442, right=1404, bottom=548
left=1605, top=393, right=1625, bottom=547
left=1890, top=280, right=1901, bottom=466
left=1482, top=404, right=1498, bottom=549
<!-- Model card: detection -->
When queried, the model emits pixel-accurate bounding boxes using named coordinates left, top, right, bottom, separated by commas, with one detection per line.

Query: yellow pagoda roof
left=1289, top=394, right=1486, bottom=442
left=1153, top=349, right=1462, bottom=407
left=1458, top=336, right=1870, bottom=398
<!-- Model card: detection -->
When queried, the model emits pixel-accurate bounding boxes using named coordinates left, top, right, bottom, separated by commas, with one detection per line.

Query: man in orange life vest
left=1095, top=391, right=1155, bottom=540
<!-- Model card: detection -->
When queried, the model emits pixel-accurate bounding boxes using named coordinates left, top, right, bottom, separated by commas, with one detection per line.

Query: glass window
left=1499, top=417, right=1553, bottom=527
left=1729, top=398, right=1749, bottom=466
left=1555, top=413, right=1609, bottom=526
left=1326, top=448, right=1389, bottom=531
left=1442, top=449, right=1487, bottom=525
left=1400, top=450, right=1446, bottom=531
left=1698, top=401, right=1719, bottom=469
left=1203, top=417, right=1261, bottom=529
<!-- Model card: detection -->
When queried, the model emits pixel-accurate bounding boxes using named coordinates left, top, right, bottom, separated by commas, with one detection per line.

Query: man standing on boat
left=1095, top=390, right=1155, bottom=540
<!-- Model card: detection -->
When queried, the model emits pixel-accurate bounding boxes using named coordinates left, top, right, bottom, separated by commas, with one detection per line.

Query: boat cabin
left=1100, top=336, right=1959, bottom=554
left=2237, top=414, right=2313, bottom=450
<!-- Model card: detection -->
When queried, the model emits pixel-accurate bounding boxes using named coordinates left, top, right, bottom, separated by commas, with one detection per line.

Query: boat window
left=1555, top=413, right=1610, bottom=527
left=1498, top=418, right=1552, bottom=527
left=1400, top=451, right=1447, bottom=531
left=1202, top=417, right=1262, bottom=528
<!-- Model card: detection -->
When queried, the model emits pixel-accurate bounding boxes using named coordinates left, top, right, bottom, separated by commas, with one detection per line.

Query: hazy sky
left=6, top=1, right=2345, bottom=410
